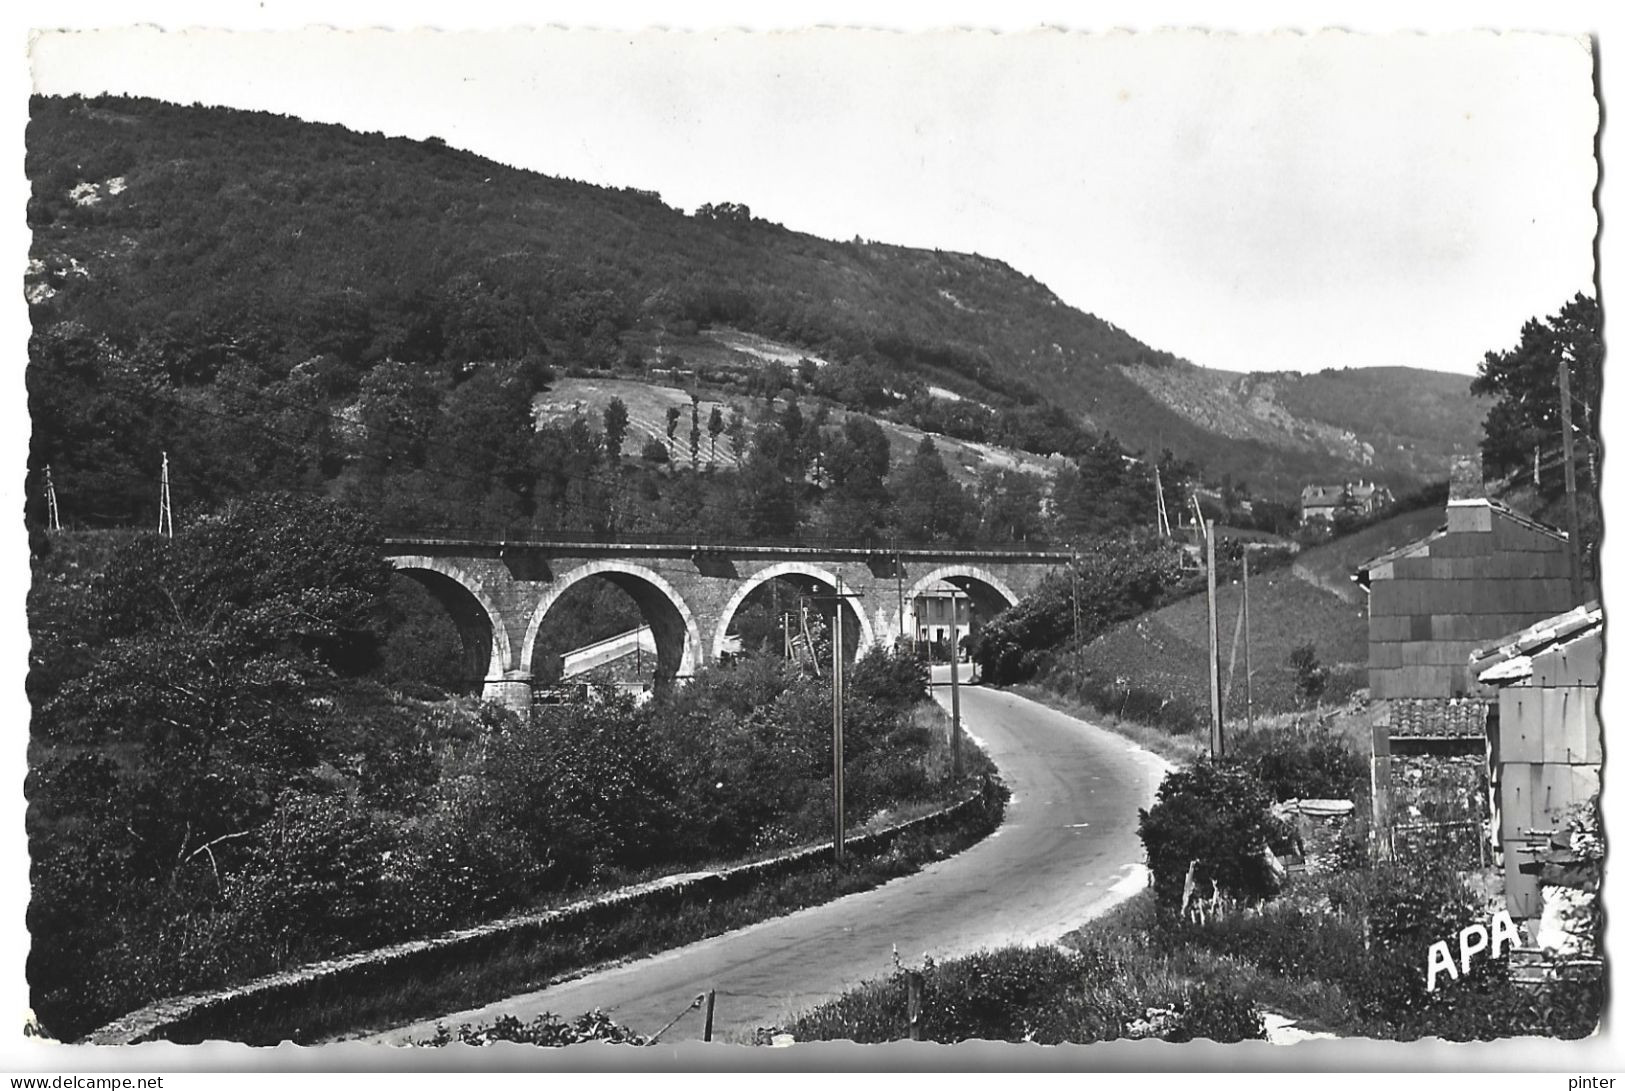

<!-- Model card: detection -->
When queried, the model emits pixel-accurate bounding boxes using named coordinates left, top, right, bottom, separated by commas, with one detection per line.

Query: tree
left=977, top=468, right=1047, bottom=544
left=1471, top=293, right=1600, bottom=482
left=603, top=397, right=629, bottom=464
left=819, top=415, right=892, bottom=540
left=42, top=493, right=391, bottom=907
left=735, top=423, right=800, bottom=538
left=665, top=405, right=681, bottom=444
left=1289, top=643, right=1329, bottom=706
left=726, top=406, right=746, bottom=462
left=890, top=436, right=974, bottom=543
left=707, top=405, right=725, bottom=462
left=689, top=395, right=702, bottom=468
left=1139, top=761, right=1289, bottom=909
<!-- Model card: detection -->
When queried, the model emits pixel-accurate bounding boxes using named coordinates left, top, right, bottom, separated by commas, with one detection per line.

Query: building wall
left=1493, top=628, right=1602, bottom=921
left=1366, top=504, right=1573, bottom=699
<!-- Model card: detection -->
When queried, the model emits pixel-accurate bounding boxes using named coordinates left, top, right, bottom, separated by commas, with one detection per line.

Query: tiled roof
left=1382, top=697, right=1491, bottom=738
left=1471, top=601, right=1602, bottom=685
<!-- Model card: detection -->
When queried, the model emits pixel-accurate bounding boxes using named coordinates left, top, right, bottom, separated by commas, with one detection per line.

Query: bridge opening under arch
left=524, top=562, right=702, bottom=694
left=904, top=567, right=1019, bottom=666
left=387, top=567, right=498, bottom=697
left=716, top=565, right=872, bottom=666
left=530, top=578, right=656, bottom=688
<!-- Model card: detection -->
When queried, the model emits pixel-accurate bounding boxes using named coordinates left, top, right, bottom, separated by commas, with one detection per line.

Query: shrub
left=975, top=537, right=1192, bottom=684
left=1226, top=718, right=1364, bottom=802
left=786, top=942, right=1266, bottom=1044
left=847, top=645, right=929, bottom=716
left=1289, top=643, right=1329, bottom=706
left=640, top=438, right=669, bottom=463
left=1138, top=760, right=1290, bottom=908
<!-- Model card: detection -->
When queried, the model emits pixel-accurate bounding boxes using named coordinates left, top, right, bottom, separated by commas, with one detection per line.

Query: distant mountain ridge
left=27, top=94, right=1484, bottom=500
left=1119, top=362, right=1481, bottom=485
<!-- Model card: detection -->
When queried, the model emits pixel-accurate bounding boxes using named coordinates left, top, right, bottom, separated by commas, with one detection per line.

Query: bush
left=846, top=645, right=929, bottom=716
left=1289, top=643, right=1329, bottom=706
left=640, top=438, right=669, bottom=463
left=1226, top=718, right=1365, bottom=802
left=975, top=537, right=1193, bottom=685
left=786, top=942, right=1266, bottom=1044
left=1138, top=760, right=1290, bottom=909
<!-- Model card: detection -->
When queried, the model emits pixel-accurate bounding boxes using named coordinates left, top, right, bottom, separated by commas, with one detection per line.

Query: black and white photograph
left=6, top=3, right=1618, bottom=1075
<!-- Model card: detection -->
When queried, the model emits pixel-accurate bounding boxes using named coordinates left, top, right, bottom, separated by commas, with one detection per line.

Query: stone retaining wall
left=87, top=780, right=1001, bottom=1046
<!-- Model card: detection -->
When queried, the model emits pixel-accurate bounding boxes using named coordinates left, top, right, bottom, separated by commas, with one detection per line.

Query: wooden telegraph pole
left=1557, top=349, right=1585, bottom=604
left=833, top=586, right=845, bottom=862
left=948, top=587, right=964, bottom=779
left=44, top=465, right=60, bottom=532
left=894, top=539, right=906, bottom=650
left=1205, top=520, right=1223, bottom=758
left=1242, top=547, right=1253, bottom=733
left=1069, top=548, right=1080, bottom=645
left=158, top=451, right=174, bottom=538
left=809, top=579, right=863, bottom=864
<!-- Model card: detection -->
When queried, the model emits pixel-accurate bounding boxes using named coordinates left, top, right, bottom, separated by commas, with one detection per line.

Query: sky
left=22, top=20, right=1600, bottom=377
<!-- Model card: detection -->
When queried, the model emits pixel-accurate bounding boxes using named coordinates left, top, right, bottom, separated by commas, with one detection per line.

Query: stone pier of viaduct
left=383, top=537, right=1071, bottom=709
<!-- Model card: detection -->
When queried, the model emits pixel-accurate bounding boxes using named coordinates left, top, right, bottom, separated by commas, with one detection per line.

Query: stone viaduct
left=382, top=536, right=1072, bottom=709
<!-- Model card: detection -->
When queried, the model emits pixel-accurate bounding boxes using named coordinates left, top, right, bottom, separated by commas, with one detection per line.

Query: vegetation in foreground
left=780, top=720, right=1601, bottom=1046
left=27, top=493, right=985, bottom=1042
left=1122, top=730, right=1601, bottom=1043
left=203, top=776, right=1006, bottom=1046
left=1065, top=869, right=1601, bottom=1043
left=782, top=941, right=1265, bottom=1045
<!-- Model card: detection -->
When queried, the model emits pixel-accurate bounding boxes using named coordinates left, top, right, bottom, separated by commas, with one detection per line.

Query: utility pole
left=1069, top=548, right=1080, bottom=645
left=894, top=539, right=906, bottom=651
left=1205, top=520, right=1223, bottom=758
left=808, top=580, right=863, bottom=864
left=833, top=582, right=845, bottom=862
left=158, top=451, right=173, bottom=538
left=1242, top=547, right=1253, bottom=733
left=44, top=465, right=60, bottom=532
left=1558, top=349, right=1585, bottom=604
left=1153, top=465, right=1171, bottom=538
left=948, top=587, right=963, bottom=780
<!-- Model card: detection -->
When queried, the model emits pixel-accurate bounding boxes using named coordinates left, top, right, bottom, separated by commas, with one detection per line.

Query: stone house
left=1354, top=462, right=1575, bottom=859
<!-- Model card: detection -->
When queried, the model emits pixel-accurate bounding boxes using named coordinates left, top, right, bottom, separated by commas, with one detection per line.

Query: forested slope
left=27, top=93, right=1442, bottom=527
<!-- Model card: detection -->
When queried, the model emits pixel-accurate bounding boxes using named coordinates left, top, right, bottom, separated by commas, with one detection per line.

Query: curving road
left=367, top=673, right=1169, bottom=1045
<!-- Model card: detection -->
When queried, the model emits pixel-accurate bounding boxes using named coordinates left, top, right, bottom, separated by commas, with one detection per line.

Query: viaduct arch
left=523, top=559, right=705, bottom=686
left=711, top=561, right=877, bottom=663
left=389, top=555, right=514, bottom=698
left=380, top=538, right=1067, bottom=710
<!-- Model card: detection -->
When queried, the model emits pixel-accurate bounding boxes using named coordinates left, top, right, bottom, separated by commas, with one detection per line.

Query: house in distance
left=1301, top=480, right=1395, bottom=523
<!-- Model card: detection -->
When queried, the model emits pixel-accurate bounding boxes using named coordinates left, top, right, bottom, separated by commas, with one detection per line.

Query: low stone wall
left=87, top=779, right=1002, bottom=1046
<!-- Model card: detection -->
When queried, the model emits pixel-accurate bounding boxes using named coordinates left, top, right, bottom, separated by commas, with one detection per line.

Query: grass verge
left=1059, top=890, right=1357, bottom=1035
left=1059, top=883, right=1602, bottom=1042
left=1010, top=683, right=1206, bottom=766
left=163, top=777, right=1008, bottom=1046
left=780, top=922, right=1266, bottom=1044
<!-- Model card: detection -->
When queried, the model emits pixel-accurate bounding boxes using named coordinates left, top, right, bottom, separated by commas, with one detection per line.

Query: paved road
left=367, top=675, right=1169, bottom=1045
